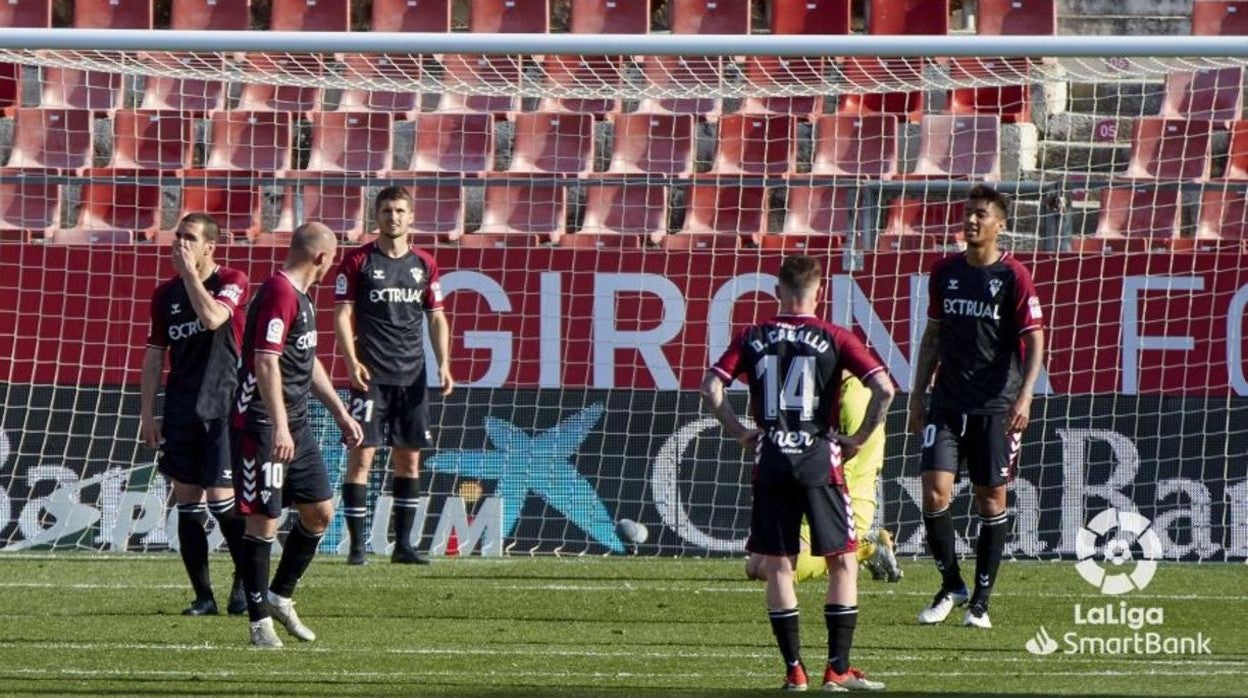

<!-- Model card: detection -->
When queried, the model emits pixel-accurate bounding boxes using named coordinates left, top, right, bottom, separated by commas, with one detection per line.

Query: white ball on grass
left=615, top=518, right=649, bottom=545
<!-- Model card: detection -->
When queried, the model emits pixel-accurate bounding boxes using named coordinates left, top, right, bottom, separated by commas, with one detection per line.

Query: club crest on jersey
left=988, top=278, right=1003, bottom=297
left=411, top=267, right=425, bottom=284
left=171, top=303, right=181, bottom=314
left=372, top=269, right=385, bottom=280
left=947, top=278, right=959, bottom=291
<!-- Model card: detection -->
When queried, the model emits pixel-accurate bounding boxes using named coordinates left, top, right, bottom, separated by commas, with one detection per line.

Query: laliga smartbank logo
left=1025, top=508, right=1211, bottom=657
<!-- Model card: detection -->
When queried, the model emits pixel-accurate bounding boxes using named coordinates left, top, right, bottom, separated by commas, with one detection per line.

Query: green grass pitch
left=0, top=554, right=1244, bottom=696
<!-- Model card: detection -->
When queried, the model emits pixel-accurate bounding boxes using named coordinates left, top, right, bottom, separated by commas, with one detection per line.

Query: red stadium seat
left=1160, top=68, right=1244, bottom=124
left=811, top=114, right=899, bottom=178
left=49, top=228, right=134, bottom=244
left=170, top=0, right=250, bottom=30
left=39, top=67, right=123, bottom=111
left=570, top=0, right=649, bottom=33
left=236, top=54, right=326, bottom=113
left=110, top=110, right=194, bottom=171
left=174, top=169, right=263, bottom=239
left=5, top=108, right=93, bottom=171
left=470, top=0, right=548, bottom=32
left=270, top=0, right=349, bottom=31
left=1191, top=1, right=1248, bottom=35
left=274, top=173, right=366, bottom=241
left=400, top=180, right=465, bottom=238
left=911, top=115, right=1001, bottom=180
left=435, top=53, right=520, bottom=114
left=838, top=57, right=925, bottom=122
left=479, top=174, right=567, bottom=243
left=73, top=0, right=152, bottom=28
left=1125, top=118, right=1212, bottom=181
left=948, top=57, right=1033, bottom=123
left=406, top=113, right=494, bottom=173
left=0, top=64, right=18, bottom=111
left=138, top=53, right=228, bottom=113
left=1095, top=187, right=1181, bottom=239
left=868, top=0, right=949, bottom=34
left=0, top=0, right=51, bottom=27
left=508, top=112, right=595, bottom=175
left=670, top=0, right=750, bottom=34
left=885, top=196, right=966, bottom=247
left=371, top=0, right=451, bottom=31
left=976, top=0, right=1056, bottom=35
left=0, top=168, right=60, bottom=237
left=338, top=54, right=421, bottom=118
left=206, top=111, right=293, bottom=172
left=607, top=113, right=694, bottom=176
left=580, top=180, right=668, bottom=243
left=306, top=112, right=393, bottom=174
left=770, top=0, right=851, bottom=34
left=782, top=185, right=853, bottom=237
left=556, top=233, right=643, bottom=249
left=73, top=168, right=163, bottom=237
left=679, top=179, right=768, bottom=242
left=539, top=55, right=624, bottom=115
left=737, top=56, right=826, bottom=118
left=1196, top=189, right=1248, bottom=240
left=637, top=55, right=723, bottom=117
left=1228, top=121, right=1248, bottom=180
left=659, top=232, right=741, bottom=250
left=711, top=114, right=797, bottom=175
left=753, top=233, right=844, bottom=252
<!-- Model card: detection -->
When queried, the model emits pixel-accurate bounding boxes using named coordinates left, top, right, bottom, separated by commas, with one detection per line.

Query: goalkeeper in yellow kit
left=746, top=372, right=902, bottom=583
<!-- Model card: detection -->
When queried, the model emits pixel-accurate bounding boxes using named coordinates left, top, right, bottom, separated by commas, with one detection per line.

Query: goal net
left=0, top=31, right=1245, bottom=561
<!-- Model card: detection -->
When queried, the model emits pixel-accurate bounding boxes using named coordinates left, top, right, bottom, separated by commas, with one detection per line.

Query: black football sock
left=207, top=498, right=246, bottom=579
left=342, top=483, right=368, bottom=551
left=269, top=519, right=323, bottom=599
left=768, top=608, right=802, bottom=669
left=971, top=512, right=1009, bottom=609
left=923, top=506, right=965, bottom=592
left=240, top=534, right=274, bottom=622
left=176, top=502, right=214, bottom=601
left=824, top=604, right=858, bottom=675
left=391, top=477, right=421, bottom=552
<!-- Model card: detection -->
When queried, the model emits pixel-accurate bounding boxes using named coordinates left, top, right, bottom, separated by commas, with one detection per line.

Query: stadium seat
left=782, top=184, right=853, bottom=237
left=711, top=114, right=797, bottom=175
left=1095, top=187, right=1182, bottom=239
left=270, top=0, right=349, bottom=32
left=976, top=0, right=1056, bottom=35
left=73, top=0, right=152, bottom=28
left=556, top=232, right=644, bottom=249
left=867, top=0, right=949, bottom=34
left=811, top=114, right=899, bottom=178
left=205, top=111, right=293, bottom=172
left=236, top=53, right=326, bottom=113
left=910, top=115, right=1001, bottom=180
left=5, top=108, right=94, bottom=171
left=174, top=169, right=263, bottom=239
left=0, top=168, right=61, bottom=237
left=435, top=53, right=521, bottom=114
left=39, top=68, right=123, bottom=111
left=49, top=228, right=134, bottom=244
left=770, top=0, right=851, bottom=34
left=1228, top=120, right=1248, bottom=179
left=72, top=168, right=163, bottom=237
left=1191, top=1, right=1248, bottom=35
left=737, top=56, right=826, bottom=118
left=110, top=110, right=194, bottom=171
left=884, top=196, right=966, bottom=247
left=1125, top=118, right=1212, bottom=181
left=138, top=53, right=228, bottom=113
left=753, top=233, right=844, bottom=252
left=274, top=173, right=366, bottom=241
left=838, top=57, right=925, bottom=122
left=948, top=57, right=1033, bottom=123
left=306, top=111, right=394, bottom=174
left=508, top=112, right=595, bottom=175
left=370, top=0, right=451, bottom=31
left=399, top=181, right=465, bottom=239
left=338, top=54, right=421, bottom=118
left=539, top=55, right=624, bottom=115
left=659, top=232, right=741, bottom=250
left=479, top=174, right=567, bottom=243
left=170, top=0, right=251, bottom=30
left=1160, top=68, right=1245, bottom=124
left=607, top=113, right=694, bottom=176
left=0, top=64, right=18, bottom=111
left=1196, top=189, right=1248, bottom=240
left=570, top=0, right=650, bottom=33
left=0, top=0, right=51, bottom=27
left=636, top=55, right=723, bottom=117
left=580, top=180, right=668, bottom=243
left=406, top=113, right=494, bottom=173
left=470, top=0, right=548, bottom=33
left=670, top=0, right=750, bottom=34
left=679, top=179, right=768, bottom=242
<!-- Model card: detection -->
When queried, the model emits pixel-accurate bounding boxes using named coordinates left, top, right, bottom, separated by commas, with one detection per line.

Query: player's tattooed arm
left=907, top=320, right=941, bottom=434
left=700, top=371, right=762, bottom=450
left=838, top=371, right=894, bottom=460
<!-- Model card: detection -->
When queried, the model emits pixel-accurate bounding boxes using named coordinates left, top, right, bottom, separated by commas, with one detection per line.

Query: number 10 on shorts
left=262, top=460, right=284, bottom=488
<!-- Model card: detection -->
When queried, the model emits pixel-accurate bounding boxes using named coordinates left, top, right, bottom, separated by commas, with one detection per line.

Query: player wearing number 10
left=702, top=255, right=894, bottom=692
left=231, top=222, right=364, bottom=648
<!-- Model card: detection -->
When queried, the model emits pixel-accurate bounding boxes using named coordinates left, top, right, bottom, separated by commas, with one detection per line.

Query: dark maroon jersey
left=926, top=252, right=1043, bottom=414
left=334, top=241, right=444, bottom=386
left=145, top=266, right=249, bottom=424
left=711, top=314, right=885, bottom=485
left=233, top=272, right=318, bottom=429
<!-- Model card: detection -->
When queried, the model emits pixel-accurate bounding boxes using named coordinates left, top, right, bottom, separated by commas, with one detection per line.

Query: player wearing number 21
left=230, top=222, right=364, bottom=648
left=702, top=254, right=894, bottom=692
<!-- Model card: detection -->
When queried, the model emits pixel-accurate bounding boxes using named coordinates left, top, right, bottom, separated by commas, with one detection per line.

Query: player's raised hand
left=438, top=364, right=455, bottom=396
left=1007, top=394, right=1032, bottom=433
left=906, top=393, right=926, bottom=434
left=272, top=424, right=295, bottom=463
left=139, top=416, right=162, bottom=449
left=348, top=361, right=371, bottom=392
left=338, top=413, right=364, bottom=449
left=171, top=238, right=194, bottom=276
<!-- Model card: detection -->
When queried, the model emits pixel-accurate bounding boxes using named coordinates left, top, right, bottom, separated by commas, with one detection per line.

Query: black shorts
left=348, top=378, right=431, bottom=449
left=746, top=474, right=857, bottom=558
left=232, top=423, right=332, bottom=518
left=158, top=418, right=233, bottom=489
left=919, top=410, right=1021, bottom=487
